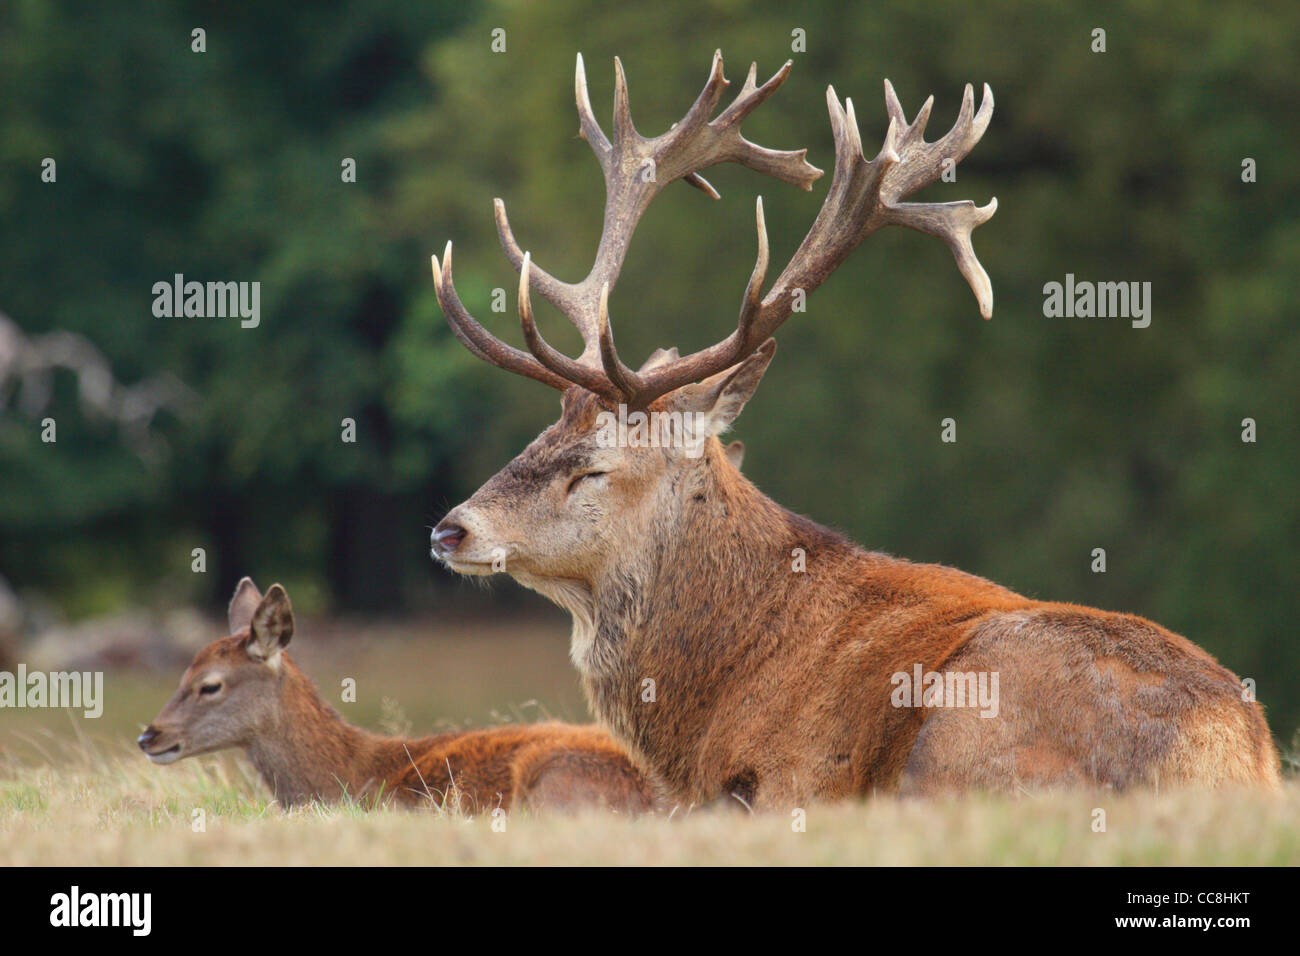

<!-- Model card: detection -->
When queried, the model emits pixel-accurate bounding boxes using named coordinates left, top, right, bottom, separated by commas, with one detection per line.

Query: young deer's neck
left=243, top=657, right=385, bottom=808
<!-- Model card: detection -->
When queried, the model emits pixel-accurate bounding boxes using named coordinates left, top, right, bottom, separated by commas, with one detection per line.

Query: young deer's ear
left=246, top=584, right=294, bottom=662
left=724, top=441, right=745, bottom=470
left=670, top=339, right=776, bottom=439
left=228, top=577, right=262, bottom=635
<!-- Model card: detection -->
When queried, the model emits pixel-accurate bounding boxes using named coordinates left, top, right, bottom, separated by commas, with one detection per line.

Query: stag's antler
left=431, top=51, right=819, bottom=401
left=430, top=54, right=996, bottom=406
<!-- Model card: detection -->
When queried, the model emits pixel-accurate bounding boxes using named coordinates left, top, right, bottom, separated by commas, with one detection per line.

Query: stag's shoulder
left=846, top=549, right=1031, bottom=613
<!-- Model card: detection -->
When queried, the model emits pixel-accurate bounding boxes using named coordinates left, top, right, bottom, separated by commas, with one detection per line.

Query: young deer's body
left=428, top=53, right=1280, bottom=809
left=140, top=579, right=654, bottom=813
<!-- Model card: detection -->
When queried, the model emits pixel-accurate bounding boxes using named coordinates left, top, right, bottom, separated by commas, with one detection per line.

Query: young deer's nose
left=137, top=726, right=159, bottom=751
left=431, top=521, right=467, bottom=555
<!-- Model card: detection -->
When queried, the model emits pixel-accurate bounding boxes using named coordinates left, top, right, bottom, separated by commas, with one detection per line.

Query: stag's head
left=430, top=53, right=995, bottom=617
left=138, top=579, right=294, bottom=763
left=433, top=347, right=775, bottom=591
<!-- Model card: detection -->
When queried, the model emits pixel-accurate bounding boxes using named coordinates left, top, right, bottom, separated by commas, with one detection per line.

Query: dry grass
left=2, top=736, right=1298, bottom=866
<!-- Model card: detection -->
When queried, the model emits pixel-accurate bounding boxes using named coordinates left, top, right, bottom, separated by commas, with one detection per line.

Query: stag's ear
left=246, top=584, right=294, bottom=662
left=724, top=441, right=745, bottom=469
left=228, top=577, right=263, bottom=634
left=670, top=339, right=776, bottom=439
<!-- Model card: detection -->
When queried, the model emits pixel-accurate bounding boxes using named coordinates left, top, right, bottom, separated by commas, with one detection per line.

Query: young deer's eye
left=199, top=682, right=223, bottom=696
left=566, top=471, right=608, bottom=495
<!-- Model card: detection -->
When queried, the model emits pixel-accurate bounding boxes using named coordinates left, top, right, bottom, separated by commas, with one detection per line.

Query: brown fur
left=140, top=580, right=655, bottom=814
left=434, top=387, right=1281, bottom=809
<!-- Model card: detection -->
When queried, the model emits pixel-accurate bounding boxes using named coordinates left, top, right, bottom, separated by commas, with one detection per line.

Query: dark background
left=2, top=1, right=1296, bottom=740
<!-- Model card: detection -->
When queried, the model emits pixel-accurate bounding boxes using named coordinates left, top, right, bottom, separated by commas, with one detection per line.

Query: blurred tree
left=0, top=0, right=476, bottom=611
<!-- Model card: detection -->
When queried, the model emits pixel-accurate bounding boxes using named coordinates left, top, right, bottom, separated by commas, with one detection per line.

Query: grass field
left=3, top=745, right=1298, bottom=865
left=3, top=612, right=1298, bottom=866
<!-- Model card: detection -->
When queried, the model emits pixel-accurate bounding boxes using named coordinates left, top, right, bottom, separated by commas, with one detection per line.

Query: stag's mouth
left=433, top=552, right=500, bottom=576
left=430, top=526, right=512, bottom=576
left=144, top=742, right=183, bottom=764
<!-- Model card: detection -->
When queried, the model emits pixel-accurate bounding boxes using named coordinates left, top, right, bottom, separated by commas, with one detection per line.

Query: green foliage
left=1, top=2, right=1296, bottom=731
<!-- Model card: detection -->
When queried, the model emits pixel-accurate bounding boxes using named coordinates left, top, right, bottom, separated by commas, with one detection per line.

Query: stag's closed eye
left=566, top=472, right=608, bottom=495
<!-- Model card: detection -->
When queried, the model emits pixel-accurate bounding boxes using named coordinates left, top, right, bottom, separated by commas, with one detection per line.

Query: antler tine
left=842, top=96, right=867, bottom=164
left=679, top=49, right=730, bottom=132
left=516, top=253, right=619, bottom=398
left=430, top=246, right=572, bottom=392
left=712, top=60, right=790, bottom=129
left=611, top=56, right=636, bottom=145
left=596, top=283, right=646, bottom=402
left=677, top=50, right=730, bottom=199
left=739, top=195, right=771, bottom=332
left=885, top=196, right=998, bottom=319
left=574, top=53, right=611, bottom=167
left=884, top=79, right=934, bottom=151
left=494, top=198, right=582, bottom=318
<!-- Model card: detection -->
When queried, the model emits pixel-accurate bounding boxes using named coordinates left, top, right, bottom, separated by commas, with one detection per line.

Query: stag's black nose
left=137, top=726, right=159, bottom=751
left=431, top=521, right=467, bottom=555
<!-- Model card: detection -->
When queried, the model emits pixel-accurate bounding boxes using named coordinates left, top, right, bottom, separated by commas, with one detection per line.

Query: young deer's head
left=430, top=53, right=994, bottom=652
left=138, top=578, right=294, bottom=763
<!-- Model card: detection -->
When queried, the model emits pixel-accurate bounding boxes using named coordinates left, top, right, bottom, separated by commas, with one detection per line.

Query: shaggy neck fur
left=567, top=440, right=857, bottom=795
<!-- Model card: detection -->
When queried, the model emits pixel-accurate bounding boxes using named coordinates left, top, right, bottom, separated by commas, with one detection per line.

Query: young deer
left=139, top=578, right=655, bottom=813
left=426, top=52, right=1280, bottom=809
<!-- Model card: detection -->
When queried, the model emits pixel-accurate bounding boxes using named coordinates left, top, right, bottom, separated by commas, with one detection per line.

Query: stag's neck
left=596, top=459, right=853, bottom=655
left=578, top=453, right=857, bottom=743
left=243, top=658, right=395, bottom=808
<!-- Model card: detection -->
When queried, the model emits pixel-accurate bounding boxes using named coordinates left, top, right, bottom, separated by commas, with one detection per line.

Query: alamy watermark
left=595, top=405, right=709, bottom=458
left=50, top=886, right=150, bottom=936
left=890, top=664, right=999, bottom=718
left=152, top=273, right=260, bottom=328
left=0, top=665, right=103, bottom=718
left=1043, top=273, right=1151, bottom=328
